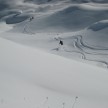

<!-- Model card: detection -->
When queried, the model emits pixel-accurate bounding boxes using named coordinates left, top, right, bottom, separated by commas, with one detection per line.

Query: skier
left=29, top=16, right=34, bottom=22
left=59, top=40, right=63, bottom=46
left=58, top=39, right=64, bottom=50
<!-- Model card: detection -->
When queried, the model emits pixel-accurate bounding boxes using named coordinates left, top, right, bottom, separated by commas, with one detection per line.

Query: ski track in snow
left=1, top=31, right=108, bottom=69
left=49, top=34, right=108, bottom=68
left=63, top=35, right=108, bottom=68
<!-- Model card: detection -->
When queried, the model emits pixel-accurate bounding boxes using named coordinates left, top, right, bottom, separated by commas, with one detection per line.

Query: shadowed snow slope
left=44, top=6, right=108, bottom=31
left=1, top=2, right=108, bottom=32
left=11, top=4, right=108, bottom=32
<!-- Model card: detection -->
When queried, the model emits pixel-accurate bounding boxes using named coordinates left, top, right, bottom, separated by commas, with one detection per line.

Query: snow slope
left=0, top=37, right=108, bottom=108
left=1, top=1, right=108, bottom=108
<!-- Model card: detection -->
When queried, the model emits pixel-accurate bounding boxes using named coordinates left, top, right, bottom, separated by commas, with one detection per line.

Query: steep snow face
left=0, top=37, right=108, bottom=108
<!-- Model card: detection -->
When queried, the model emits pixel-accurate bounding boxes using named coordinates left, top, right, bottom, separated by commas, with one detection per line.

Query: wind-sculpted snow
left=11, top=5, right=108, bottom=32
left=0, top=9, right=33, bottom=24
left=45, top=6, right=108, bottom=31
left=5, top=15, right=29, bottom=24
left=88, top=20, right=108, bottom=31
left=0, top=10, right=21, bottom=19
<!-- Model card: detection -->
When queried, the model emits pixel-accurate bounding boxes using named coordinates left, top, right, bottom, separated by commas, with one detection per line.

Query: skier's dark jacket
left=59, top=40, right=63, bottom=45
